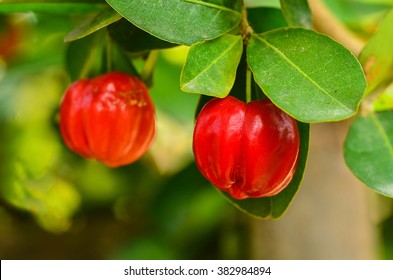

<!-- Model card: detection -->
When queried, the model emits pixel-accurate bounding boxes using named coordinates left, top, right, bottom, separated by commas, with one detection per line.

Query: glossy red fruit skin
left=193, top=96, right=300, bottom=200
left=60, top=72, right=155, bottom=167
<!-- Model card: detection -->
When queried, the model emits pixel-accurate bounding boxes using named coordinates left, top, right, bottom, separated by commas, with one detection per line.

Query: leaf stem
left=370, top=112, right=393, bottom=157
left=78, top=49, right=96, bottom=80
left=246, top=68, right=252, bottom=103
left=106, top=34, right=113, bottom=73
left=182, top=0, right=241, bottom=15
left=77, top=31, right=104, bottom=80
left=240, top=5, right=253, bottom=45
left=140, top=50, right=159, bottom=83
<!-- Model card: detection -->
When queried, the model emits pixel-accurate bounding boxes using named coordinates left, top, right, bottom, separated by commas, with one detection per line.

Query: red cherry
left=193, top=96, right=300, bottom=199
left=60, top=72, right=156, bottom=167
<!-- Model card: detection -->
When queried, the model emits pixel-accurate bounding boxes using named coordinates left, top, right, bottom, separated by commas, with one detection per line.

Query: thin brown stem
left=240, top=6, right=254, bottom=45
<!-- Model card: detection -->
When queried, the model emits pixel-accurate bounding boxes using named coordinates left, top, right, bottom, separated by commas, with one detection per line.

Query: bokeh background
left=1, top=0, right=393, bottom=259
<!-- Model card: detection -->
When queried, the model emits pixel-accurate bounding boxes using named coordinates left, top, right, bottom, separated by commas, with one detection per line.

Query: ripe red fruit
left=60, top=72, right=155, bottom=167
left=193, top=96, right=300, bottom=200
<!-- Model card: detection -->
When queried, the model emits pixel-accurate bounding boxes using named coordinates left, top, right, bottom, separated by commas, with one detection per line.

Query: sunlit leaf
left=181, top=34, right=243, bottom=97
left=34, top=178, right=81, bottom=233
left=344, top=111, right=393, bottom=197
left=247, top=28, right=366, bottom=123
left=4, top=171, right=81, bottom=233
left=193, top=51, right=263, bottom=118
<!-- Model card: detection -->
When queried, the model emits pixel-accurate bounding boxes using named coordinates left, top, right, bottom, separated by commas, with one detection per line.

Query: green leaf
left=65, top=32, right=104, bottom=81
left=344, top=111, right=393, bottom=198
left=64, top=8, right=121, bottom=42
left=355, top=0, right=393, bottom=5
left=105, top=0, right=243, bottom=45
left=279, top=0, right=312, bottom=28
left=75, top=35, right=139, bottom=80
left=181, top=34, right=243, bottom=97
left=359, top=9, right=393, bottom=95
left=109, top=42, right=139, bottom=76
left=245, top=0, right=281, bottom=8
left=0, top=0, right=106, bottom=13
left=247, top=28, right=366, bottom=123
left=193, top=51, right=264, bottom=118
left=225, top=120, right=310, bottom=219
left=247, top=7, right=287, bottom=33
left=108, top=18, right=177, bottom=53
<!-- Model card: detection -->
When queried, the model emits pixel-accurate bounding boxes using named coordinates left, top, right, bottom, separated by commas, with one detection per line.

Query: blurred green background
left=0, top=10, right=247, bottom=259
left=1, top=0, right=393, bottom=260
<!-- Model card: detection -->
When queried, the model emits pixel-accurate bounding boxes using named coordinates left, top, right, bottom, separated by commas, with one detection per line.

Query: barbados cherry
left=193, top=96, right=300, bottom=200
left=60, top=72, right=155, bottom=167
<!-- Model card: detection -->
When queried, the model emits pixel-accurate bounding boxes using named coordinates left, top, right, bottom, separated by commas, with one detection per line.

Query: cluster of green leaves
left=1, top=0, right=392, bottom=220
left=0, top=8, right=221, bottom=249
left=345, top=8, right=393, bottom=198
left=100, top=0, right=365, bottom=219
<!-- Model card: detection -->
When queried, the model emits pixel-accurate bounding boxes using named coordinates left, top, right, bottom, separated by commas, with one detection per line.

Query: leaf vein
left=181, top=0, right=241, bottom=15
left=254, top=34, right=351, bottom=111
left=370, top=113, right=393, bottom=158
left=184, top=37, right=241, bottom=87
